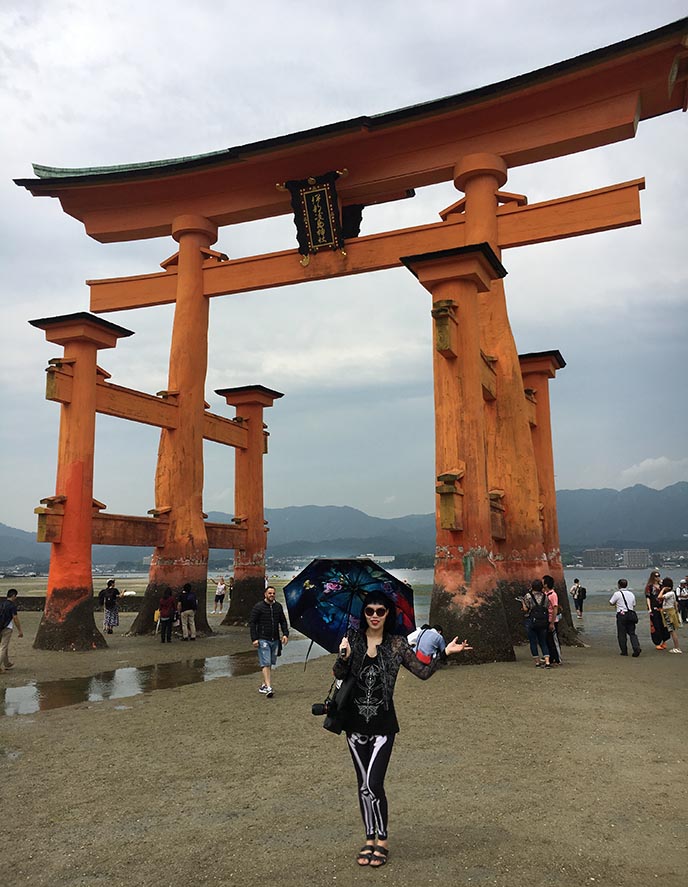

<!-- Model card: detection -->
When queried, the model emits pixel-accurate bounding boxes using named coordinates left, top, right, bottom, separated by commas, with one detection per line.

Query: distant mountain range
left=1, top=482, right=686, bottom=564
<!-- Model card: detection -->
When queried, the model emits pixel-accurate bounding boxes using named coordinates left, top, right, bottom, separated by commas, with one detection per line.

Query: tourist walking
left=333, top=591, right=471, bottom=867
left=609, top=579, right=641, bottom=657
left=249, top=585, right=289, bottom=698
left=98, top=579, right=122, bottom=634
left=158, top=588, right=176, bottom=643
left=178, top=583, right=198, bottom=640
left=658, top=578, right=682, bottom=653
left=645, top=570, right=670, bottom=650
left=521, top=579, right=551, bottom=668
left=570, top=578, right=586, bottom=618
left=0, top=589, right=23, bottom=672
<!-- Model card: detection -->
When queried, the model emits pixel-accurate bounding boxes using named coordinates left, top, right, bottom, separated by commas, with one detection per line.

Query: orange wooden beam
left=202, top=411, right=248, bottom=449
left=36, top=510, right=249, bottom=549
left=45, top=363, right=248, bottom=447
left=89, top=179, right=644, bottom=312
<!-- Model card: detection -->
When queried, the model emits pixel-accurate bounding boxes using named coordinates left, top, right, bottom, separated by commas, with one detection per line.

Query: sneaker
left=670, top=648, right=683, bottom=654
left=258, top=684, right=269, bottom=694
left=266, top=687, right=274, bottom=698
left=632, top=650, right=641, bottom=657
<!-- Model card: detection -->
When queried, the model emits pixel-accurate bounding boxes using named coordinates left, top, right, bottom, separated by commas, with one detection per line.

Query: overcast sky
left=1, top=1, right=686, bottom=532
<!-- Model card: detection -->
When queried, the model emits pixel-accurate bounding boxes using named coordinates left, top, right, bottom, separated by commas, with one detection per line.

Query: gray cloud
left=1, top=1, right=686, bottom=532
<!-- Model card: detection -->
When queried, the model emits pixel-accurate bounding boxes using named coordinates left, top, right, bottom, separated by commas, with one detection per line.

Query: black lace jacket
left=332, top=629, right=437, bottom=711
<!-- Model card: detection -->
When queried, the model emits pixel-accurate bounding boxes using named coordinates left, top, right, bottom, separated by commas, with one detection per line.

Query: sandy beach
left=1, top=603, right=687, bottom=887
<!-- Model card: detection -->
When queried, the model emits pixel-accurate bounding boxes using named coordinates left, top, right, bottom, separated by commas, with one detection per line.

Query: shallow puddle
left=1, top=638, right=327, bottom=717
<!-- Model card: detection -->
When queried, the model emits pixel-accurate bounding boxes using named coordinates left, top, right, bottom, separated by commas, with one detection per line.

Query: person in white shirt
left=609, top=579, right=641, bottom=657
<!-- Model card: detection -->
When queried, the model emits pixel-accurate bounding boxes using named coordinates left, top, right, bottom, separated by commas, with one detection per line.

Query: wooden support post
left=215, top=386, right=283, bottom=624
left=402, top=244, right=515, bottom=663
left=455, top=154, right=548, bottom=642
left=132, top=215, right=218, bottom=635
left=519, top=350, right=575, bottom=640
left=29, top=313, right=133, bottom=650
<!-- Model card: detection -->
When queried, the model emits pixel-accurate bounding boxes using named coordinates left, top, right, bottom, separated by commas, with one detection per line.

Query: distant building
left=622, top=548, right=650, bottom=569
left=582, top=548, right=616, bottom=568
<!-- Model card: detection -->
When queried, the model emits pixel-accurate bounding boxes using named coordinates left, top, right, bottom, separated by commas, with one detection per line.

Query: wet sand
left=1, top=609, right=687, bottom=887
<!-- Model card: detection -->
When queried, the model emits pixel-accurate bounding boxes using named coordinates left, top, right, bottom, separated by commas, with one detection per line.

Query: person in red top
left=158, top=588, right=177, bottom=643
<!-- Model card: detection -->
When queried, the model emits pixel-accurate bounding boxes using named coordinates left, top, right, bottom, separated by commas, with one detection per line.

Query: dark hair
left=543, top=575, right=554, bottom=590
left=661, top=577, right=673, bottom=589
left=361, top=591, right=397, bottom=637
left=182, top=583, right=192, bottom=592
left=432, top=624, right=444, bottom=635
left=618, top=578, right=628, bottom=588
left=574, top=578, right=579, bottom=583
left=107, top=579, right=115, bottom=587
left=531, top=579, right=543, bottom=592
left=7, top=588, right=18, bottom=598
left=161, top=588, right=172, bottom=599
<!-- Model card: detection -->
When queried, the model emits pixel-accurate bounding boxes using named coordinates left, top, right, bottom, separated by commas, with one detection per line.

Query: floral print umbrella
left=284, top=558, right=416, bottom=654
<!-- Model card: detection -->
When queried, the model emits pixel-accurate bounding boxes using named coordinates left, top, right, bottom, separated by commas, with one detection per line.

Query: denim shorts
left=257, top=639, right=279, bottom=667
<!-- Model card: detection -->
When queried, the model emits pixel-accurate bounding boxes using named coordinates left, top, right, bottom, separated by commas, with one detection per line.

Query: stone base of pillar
left=33, top=592, right=107, bottom=651
left=430, top=583, right=516, bottom=664
left=497, top=580, right=530, bottom=646
left=222, top=575, right=265, bottom=625
left=131, top=570, right=211, bottom=636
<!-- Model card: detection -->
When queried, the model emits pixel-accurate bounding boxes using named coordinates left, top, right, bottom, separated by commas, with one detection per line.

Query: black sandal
left=357, top=845, right=375, bottom=866
left=370, top=846, right=389, bottom=867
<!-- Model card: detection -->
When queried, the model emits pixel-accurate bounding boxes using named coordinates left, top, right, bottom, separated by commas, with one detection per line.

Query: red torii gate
left=16, top=18, right=688, bottom=655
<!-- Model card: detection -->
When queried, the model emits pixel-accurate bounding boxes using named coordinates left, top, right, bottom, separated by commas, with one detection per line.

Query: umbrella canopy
left=284, top=558, right=416, bottom=654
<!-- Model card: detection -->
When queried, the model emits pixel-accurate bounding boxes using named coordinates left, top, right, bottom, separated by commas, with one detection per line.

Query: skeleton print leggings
left=346, top=733, right=395, bottom=840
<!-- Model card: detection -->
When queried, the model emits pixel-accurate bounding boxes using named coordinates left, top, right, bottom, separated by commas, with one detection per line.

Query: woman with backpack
left=521, top=579, right=551, bottom=668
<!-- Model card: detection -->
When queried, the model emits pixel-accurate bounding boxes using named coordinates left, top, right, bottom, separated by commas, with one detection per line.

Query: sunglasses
left=364, top=606, right=388, bottom=617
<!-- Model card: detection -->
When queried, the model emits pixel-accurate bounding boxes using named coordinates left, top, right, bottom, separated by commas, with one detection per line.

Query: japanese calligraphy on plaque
left=282, top=171, right=346, bottom=266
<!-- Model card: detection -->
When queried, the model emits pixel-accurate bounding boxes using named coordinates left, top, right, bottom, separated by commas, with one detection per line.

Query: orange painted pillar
left=216, top=385, right=283, bottom=623
left=401, top=245, right=514, bottom=662
left=134, top=214, right=218, bottom=635
left=519, top=350, right=574, bottom=637
left=29, top=313, right=133, bottom=650
left=454, top=154, right=548, bottom=637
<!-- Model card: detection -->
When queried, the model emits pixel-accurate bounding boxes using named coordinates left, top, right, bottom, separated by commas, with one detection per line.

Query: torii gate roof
left=14, top=17, right=688, bottom=243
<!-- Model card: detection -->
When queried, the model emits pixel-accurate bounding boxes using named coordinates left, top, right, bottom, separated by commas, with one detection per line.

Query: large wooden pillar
left=132, top=214, right=218, bottom=635
left=519, top=350, right=575, bottom=640
left=217, top=385, right=283, bottom=624
left=402, top=245, right=515, bottom=663
left=454, top=154, right=549, bottom=639
left=29, top=313, right=133, bottom=650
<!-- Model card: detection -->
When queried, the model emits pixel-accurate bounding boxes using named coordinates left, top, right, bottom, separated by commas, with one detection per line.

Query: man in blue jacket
left=249, top=586, right=289, bottom=698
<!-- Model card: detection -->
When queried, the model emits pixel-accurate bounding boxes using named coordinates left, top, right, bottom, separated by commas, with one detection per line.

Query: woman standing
left=211, top=576, right=227, bottom=615
left=645, top=570, right=669, bottom=651
left=158, top=588, right=177, bottom=643
left=334, top=591, right=471, bottom=868
left=99, top=579, right=122, bottom=635
left=658, top=577, right=682, bottom=654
